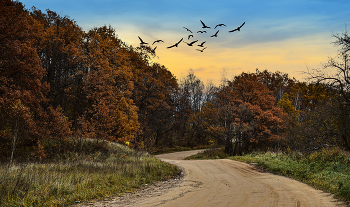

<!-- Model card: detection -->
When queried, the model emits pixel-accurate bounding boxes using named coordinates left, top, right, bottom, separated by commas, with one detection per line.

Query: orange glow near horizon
left=143, top=33, right=339, bottom=86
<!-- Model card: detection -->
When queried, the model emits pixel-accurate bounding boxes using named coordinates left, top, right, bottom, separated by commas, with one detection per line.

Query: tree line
left=1, top=0, right=349, bottom=160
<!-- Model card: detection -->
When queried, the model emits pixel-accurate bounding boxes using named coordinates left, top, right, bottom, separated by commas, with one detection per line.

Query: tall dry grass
left=0, top=138, right=179, bottom=206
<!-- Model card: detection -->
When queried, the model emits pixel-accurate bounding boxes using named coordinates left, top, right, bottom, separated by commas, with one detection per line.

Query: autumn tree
left=212, top=72, right=287, bottom=155
left=30, top=8, right=86, bottom=124
left=187, top=101, right=219, bottom=146
left=184, top=79, right=219, bottom=147
left=256, top=69, right=296, bottom=104
left=127, top=45, right=179, bottom=150
left=288, top=82, right=334, bottom=124
left=82, top=26, right=139, bottom=144
left=0, top=0, right=71, bottom=160
left=277, top=93, right=300, bottom=126
left=144, top=64, right=179, bottom=147
left=281, top=81, right=347, bottom=151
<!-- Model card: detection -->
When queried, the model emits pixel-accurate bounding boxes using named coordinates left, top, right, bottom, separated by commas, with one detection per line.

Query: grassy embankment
left=187, top=147, right=350, bottom=203
left=0, top=138, right=179, bottom=206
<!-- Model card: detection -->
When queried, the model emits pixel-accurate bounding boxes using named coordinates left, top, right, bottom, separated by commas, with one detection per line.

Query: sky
left=20, top=0, right=350, bottom=85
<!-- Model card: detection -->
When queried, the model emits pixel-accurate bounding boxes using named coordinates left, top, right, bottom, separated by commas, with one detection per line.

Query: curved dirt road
left=78, top=150, right=347, bottom=207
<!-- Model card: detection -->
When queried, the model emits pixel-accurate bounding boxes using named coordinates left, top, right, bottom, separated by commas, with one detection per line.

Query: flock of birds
left=138, top=20, right=245, bottom=53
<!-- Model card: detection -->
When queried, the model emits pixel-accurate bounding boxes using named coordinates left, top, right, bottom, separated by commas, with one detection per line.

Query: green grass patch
left=0, top=138, right=179, bottom=206
left=230, top=147, right=350, bottom=202
left=186, top=147, right=228, bottom=160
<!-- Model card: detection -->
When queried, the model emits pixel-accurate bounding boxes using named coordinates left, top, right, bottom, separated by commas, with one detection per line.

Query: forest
left=1, top=0, right=350, bottom=161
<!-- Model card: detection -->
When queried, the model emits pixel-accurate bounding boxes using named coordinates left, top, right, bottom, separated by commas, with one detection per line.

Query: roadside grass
left=0, top=138, right=179, bottom=206
left=230, top=147, right=350, bottom=203
left=185, top=147, right=228, bottom=160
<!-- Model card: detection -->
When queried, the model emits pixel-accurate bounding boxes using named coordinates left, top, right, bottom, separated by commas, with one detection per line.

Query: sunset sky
left=21, top=0, right=350, bottom=85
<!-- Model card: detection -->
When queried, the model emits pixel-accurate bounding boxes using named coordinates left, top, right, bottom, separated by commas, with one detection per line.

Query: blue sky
left=21, top=0, right=350, bottom=84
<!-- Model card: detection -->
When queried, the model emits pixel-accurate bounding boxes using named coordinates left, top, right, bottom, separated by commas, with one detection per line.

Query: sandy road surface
left=77, top=150, right=347, bottom=207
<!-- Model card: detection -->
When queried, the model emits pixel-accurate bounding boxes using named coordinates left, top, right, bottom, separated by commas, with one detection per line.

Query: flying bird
left=167, top=38, right=183, bottom=49
left=214, top=24, right=226, bottom=29
left=210, top=30, right=219, bottom=37
left=151, top=46, right=157, bottom=53
left=152, top=40, right=164, bottom=45
left=197, top=31, right=207, bottom=33
left=183, top=27, right=193, bottom=33
left=198, top=41, right=206, bottom=47
left=188, top=35, right=194, bottom=40
left=196, top=47, right=207, bottom=52
left=229, top=22, right=245, bottom=33
left=200, top=20, right=211, bottom=29
left=184, top=40, right=198, bottom=46
left=138, top=36, right=148, bottom=45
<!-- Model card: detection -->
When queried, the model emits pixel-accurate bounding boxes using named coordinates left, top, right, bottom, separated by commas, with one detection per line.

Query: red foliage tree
left=213, top=72, right=287, bottom=155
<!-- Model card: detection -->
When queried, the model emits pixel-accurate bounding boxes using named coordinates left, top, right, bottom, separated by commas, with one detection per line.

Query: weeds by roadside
left=0, top=138, right=179, bottom=206
left=230, top=147, right=350, bottom=203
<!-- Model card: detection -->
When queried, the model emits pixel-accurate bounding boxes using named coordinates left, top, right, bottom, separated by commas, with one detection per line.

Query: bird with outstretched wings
left=167, top=38, right=183, bottom=48
left=214, top=24, right=226, bottom=29
left=229, top=22, right=245, bottom=33
left=152, top=40, right=164, bottom=45
left=183, top=27, right=193, bottom=33
left=200, top=20, right=210, bottom=29
left=211, top=30, right=219, bottom=37
left=198, top=41, right=206, bottom=47
left=138, top=36, right=148, bottom=45
left=196, top=47, right=207, bottom=52
left=184, top=40, right=198, bottom=46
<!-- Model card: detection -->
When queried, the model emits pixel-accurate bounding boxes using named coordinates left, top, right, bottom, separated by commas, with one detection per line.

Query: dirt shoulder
left=76, top=150, right=347, bottom=207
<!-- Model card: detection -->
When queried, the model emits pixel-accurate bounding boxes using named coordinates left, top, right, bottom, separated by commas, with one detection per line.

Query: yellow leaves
left=188, top=101, right=218, bottom=131
left=277, top=93, right=300, bottom=124
left=208, top=139, right=215, bottom=146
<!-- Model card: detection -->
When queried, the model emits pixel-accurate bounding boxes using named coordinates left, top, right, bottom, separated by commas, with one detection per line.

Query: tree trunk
left=225, top=138, right=233, bottom=156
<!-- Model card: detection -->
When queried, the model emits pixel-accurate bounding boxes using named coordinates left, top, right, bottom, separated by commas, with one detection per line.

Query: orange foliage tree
left=82, top=26, right=139, bottom=144
left=212, top=72, right=287, bottom=155
left=30, top=8, right=85, bottom=123
left=0, top=0, right=71, bottom=160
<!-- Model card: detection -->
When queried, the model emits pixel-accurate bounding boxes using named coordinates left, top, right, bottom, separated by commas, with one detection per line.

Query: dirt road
left=79, top=150, right=347, bottom=206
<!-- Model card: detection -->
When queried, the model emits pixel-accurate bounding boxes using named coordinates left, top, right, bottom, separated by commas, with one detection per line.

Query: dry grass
left=0, top=138, right=179, bottom=206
